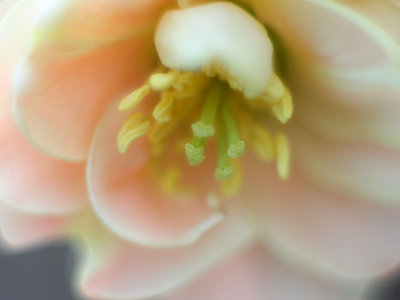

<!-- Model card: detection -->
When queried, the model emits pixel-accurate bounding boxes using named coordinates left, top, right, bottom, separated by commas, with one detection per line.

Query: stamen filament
left=118, top=84, right=151, bottom=111
left=271, top=89, right=293, bottom=124
left=215, top=122, right=234, bottom=181
left=221, top=98, right=245, bottom=159
left=192, top=81, right=227, bottom=138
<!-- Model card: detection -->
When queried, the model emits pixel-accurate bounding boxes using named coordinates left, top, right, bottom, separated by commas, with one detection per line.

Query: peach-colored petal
left=169, top=244, right=362, bottom=300
left=243, top=160, right=400, bottom=278
left=155, top=2, right=273, bottom=99
left=14, top=37, right=155, bottom=161
left=87, top=99, right=226, bottom=247
left=292, top=129, right=400, bottom=204
left=73, top=209, right=252, bottom=299
left=0, top=203, right=67, bottom=249
left=0, top=0, right=87, bottom=214
left=33, top=0, right=173, bottom=60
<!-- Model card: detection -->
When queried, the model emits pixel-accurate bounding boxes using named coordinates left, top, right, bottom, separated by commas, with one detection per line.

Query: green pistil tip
left=215, top=166, right=234, bottom=181
left=192, top=121, right=215, bottom=138
left=185, top=137, right=205, bottom=165
left=227, top=140, right=245, bottom=159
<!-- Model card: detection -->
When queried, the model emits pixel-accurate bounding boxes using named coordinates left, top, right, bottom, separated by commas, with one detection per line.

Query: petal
left=288, top=60, right=400, bottom=148
left=72, top=209, right=252, bottom=299
left=292, top=129, right=400, bottom=204
left=14, top=37, right=155, bottom=161
left=0, top=203, right=67, bottom=249
left=0, top=111, right=88, bottom=214
left=244, top=160, right=400, bottom=278
left=254, top=0, right=400, bottom=74
left=169, top=244, right=362, bottom=300
left=0, top=0, right=87, bottom=214
left=87, top=99, right=225, bottom=247
left=155, top=2, right=273, bottom=99
left=33, top=0, right=173, bottom=60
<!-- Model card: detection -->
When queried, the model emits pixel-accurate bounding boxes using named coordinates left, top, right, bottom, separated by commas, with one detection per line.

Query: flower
left=1, top=0, right=400, bottom=299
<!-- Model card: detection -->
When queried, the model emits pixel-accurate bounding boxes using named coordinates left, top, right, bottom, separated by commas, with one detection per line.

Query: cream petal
left=13, top=37, right=155, bottom=161
left=292, top=128, right=400, bottom=204
left=243, top=159, right=400, bottom=278
left=155, top=2, right=273, bottom=99
left=87, top=99, right=227, bottom=247
left=72, top=209, right=252, bottom=299
left=0, top=203, right=67, bottom=249
left=254, top=0, right=400, bottom=75
left=288, top=59, right=400, bottom=148
left=169, top=244, right=362, bottom=300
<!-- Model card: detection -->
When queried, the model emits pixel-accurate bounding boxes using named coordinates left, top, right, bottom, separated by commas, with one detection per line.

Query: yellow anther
left=117, top=113, right=151, bottom=153
left=118, top=84, right=151, bottom=111
left=270, top=89, right=293, bottom=124
left=261, top=73, right=285, bottom=103
left=249, top=125, right=275, bottom=161
left=153, top=91, right=175, bottom=123
left=275, top=133, right=290, bottom=180
left=149, top=70, right=180, bottom=91
left=227, top=77, right=243, bottom=92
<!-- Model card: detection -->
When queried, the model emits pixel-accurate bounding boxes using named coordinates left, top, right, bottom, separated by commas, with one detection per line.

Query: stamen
left=161, top=166, right=181, bottom=192
left=118, top=84, right=151, bottom=111
left=117, top=113, right=150, bottom=153
left=249, top=125, right=275, bottom=161
left=192, top=81, right=227, bottom=138
left=221, top=99, right=245, bottom=159
left=261, top=73, right=285, bottom=103
left=185, top=136, right=206, bottom=165
left=149, top=70, right=180, bottom=91
left=275, top=133, right=290, bottom=180
left=215, top=122, right=234, bottom=181
left=153, top=91, right=175, bottom=123
left=270, top=89, right=293, bottom=124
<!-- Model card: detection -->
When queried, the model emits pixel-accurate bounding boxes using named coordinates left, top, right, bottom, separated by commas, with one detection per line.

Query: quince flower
left=1, top=0, right=400, bottom=299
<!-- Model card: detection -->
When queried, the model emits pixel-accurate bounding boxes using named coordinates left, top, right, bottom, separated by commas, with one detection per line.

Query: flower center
left=117, top=2, right=293, bottom=195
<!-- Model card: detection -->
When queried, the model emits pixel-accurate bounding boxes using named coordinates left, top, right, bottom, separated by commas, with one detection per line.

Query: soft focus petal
left=168, top=244, right=362, bottom=300
left=155, top=2, right=273, bottom=99
left=87, top=99, right=225, bottom=247
left=13, top=36, right=155, bottom=162
left=0, top=203, right=67, bottom=249
left=254, top=0, right=400, bottom=74
left=244, top=160, right=400, bottom=278
left=0, top=0, right=87, bottom=214
left=33, top=0, right=173, bottom=60
left=72, top=209, right=252, bottom=299
left=288, top=59, right=400, bottom=148
left=292, top=129, right=400, bottom=204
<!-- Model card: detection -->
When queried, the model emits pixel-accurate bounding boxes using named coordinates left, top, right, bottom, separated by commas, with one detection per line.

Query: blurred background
left=0, top=242, right=399, bottom=300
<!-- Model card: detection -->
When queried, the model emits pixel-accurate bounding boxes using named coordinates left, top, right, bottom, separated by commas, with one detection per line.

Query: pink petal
left=87, top=99, right=226, bottom=247
left=14, top=37, right=155, bottom=162
left=0, top=203, right=67, bottom=249
left=292, top=129, right=400, bottom=203
left=244, top=160, right=400, bottom=278
left=75, top=209, right=252, bottom=299
left=169, top=244, right=362, bottom=300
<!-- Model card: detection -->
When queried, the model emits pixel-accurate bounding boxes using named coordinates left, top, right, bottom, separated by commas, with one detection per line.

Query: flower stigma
left=117, top=2, right=293, bottom=195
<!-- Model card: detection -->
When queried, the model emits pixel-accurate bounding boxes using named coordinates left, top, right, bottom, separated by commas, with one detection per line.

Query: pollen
left=117, top=65, right=293, bottom=195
